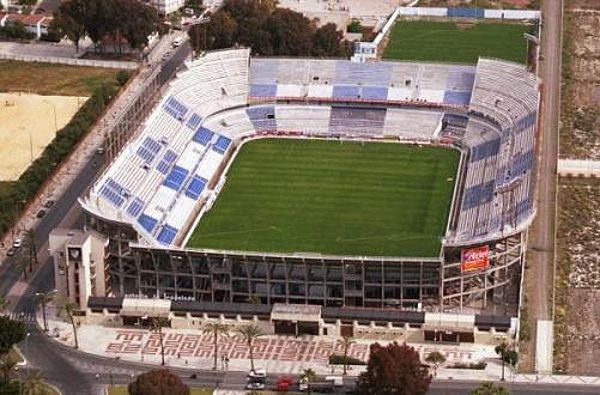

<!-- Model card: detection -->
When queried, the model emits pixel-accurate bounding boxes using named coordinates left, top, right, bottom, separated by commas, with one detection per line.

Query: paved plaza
left=40, top=305, right=499, bottom=378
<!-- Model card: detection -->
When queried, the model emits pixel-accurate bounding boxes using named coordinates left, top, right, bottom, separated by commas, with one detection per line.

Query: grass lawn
left=187, top=139, right=459, bottom=257
left=108, top=386, right=212, bottom=395
left=383, top=20, right=529, bottom=64
left=0, top=60, right=121, bottom=96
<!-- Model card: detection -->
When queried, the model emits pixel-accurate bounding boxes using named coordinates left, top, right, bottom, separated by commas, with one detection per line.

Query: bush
left=448, top=361, right=487, bottom=370
left=347, top=20, right=362, bottom=34
left=329, top=354, right=366, bottom=366
left=129, top=369, right=190, bottom=395
left=116, top=70, right=131, bottom=86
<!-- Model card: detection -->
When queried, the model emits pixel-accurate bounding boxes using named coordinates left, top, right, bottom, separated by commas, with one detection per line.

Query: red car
left=275, top=377, right=294, bottom=392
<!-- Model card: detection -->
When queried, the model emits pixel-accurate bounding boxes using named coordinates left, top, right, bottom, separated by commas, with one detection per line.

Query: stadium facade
left=51, top=48, right=539, bottom=334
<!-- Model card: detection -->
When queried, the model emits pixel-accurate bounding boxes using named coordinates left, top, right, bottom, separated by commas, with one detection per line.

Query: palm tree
left=341, top=336, right=355, bottom=376
left=58, top=301, right=80, bottom=349
left=425, top=351, right=446, bottom=377
left=0, top=296, right=9, bottom=315
left=300, top=368, right=317, bottom=395
left=149, top=317, right=170, bottom=366
left=0, top=354, right=18, bottom=384
left=35, top=290, right=57, bottom=332
left=22, top=370, right=45, bottom=395
left=236, top=324, right=265, bottom=372
left=203, top=322, right=229, bottom=370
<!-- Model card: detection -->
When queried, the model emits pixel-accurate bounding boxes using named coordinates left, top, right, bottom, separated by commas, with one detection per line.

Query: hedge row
left=0, top=73, right=127, bottom=235
left=329, top=354, right=367, bottom=366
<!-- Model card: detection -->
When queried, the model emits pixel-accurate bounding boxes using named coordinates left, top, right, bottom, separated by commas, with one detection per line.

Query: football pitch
left=187, top=139, right=459, bottom=257
left=383, top=20, right=529, bottom=64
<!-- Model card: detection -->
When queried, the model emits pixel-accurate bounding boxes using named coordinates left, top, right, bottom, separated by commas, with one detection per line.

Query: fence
left=0, top=53, right=138, bottom=70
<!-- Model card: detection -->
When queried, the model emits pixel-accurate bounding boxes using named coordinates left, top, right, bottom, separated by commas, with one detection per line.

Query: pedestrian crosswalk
left=7, top=310, right=36, bottom=323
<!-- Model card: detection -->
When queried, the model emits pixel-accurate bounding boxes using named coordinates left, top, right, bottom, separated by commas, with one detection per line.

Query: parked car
left=299, top=376, right=343, bottom=393
left=245, top=377, right=266, bottom=391
left=36, top=210, right=46, bottom=218
left=43, top=200, right=55, bottom=209
left=12, top=239, right=22, bottom=249
left=248, top=368, right=267, bottom=378
left=6, top=248, right=16, bottom=257
left=275, top=377, right=294, bottom=392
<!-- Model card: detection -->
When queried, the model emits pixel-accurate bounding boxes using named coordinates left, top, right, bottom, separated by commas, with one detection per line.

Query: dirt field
left=0, top=60, right=118, bottom=97
left=0, top=93, right=86, bottom=181
left=559, top=8, right=600, bottom=159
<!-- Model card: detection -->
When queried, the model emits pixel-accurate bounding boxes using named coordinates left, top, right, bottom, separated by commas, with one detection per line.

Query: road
left=524, top=0, right=562, bottom=370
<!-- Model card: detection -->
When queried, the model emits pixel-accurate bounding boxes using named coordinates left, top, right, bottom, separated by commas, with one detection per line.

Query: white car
left=248, top=367, right=267, bottom=378
left=245, top=377, right=266, bottom=390
left=12, top=239, right=22, bottom=249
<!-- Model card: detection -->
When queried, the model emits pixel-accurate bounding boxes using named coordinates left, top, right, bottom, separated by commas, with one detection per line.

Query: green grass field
left=383, top=20, right=529, bottom=64
left=187, top=139, right=459, bottom=257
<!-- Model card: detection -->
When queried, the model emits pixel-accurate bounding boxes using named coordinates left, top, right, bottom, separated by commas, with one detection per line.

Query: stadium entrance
left=271, top=304, right=320, bottom=336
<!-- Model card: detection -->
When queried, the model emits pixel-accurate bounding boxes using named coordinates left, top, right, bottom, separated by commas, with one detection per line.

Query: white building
left=146, top=0, right=185, bottom=15
left=49, top=229, right=109, bottom=308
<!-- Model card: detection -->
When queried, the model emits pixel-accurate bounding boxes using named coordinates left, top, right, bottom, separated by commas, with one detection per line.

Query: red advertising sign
left=461, top=245, right=489, bottom=273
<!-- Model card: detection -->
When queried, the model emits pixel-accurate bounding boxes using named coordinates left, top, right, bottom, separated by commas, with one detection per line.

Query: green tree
left=341, top=336, right=355, bottom=376
left=0, top=296, right=9, bottom=315
left=0, top=317, right=26, bottom=356
left=128, top=369, right=190, bottom=395
left=347, top=20, right=362, bottom=33
left=313, top=23, right=350, bottom=57
left=121, top=0, right=157, bottom=50
left=425, top=350, right=446, bottom=376
left=300, top=368, right=317, bottom=395
left=202, top=322, right=229, bottom=370
left=495, top=342, right=518, bottom=381
left=470, top=382, right=510, bottom=395
left=236, top=324, right=265, bottom=372
left=57, top=301, right=80, bottom=349
left=54, top=0, right=86, bottom=52
left=22, top=370, right=46, bottom=395
left=149, top=317, right=170, bottom=366
left=0, top=353, right=19, bottom=385
left=356, top=342, right=432, bottom=395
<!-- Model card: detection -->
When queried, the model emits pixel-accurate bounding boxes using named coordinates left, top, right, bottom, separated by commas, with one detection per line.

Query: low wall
left=0, top=53, right=138, bottom=69
left=558, top=159, right=600, bottom=178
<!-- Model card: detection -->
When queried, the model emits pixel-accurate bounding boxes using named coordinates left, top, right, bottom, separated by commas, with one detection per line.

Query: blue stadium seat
left=443, top=91, right=472, bottom=105
left=462, top=180, right=495, bottom=210
left=138, top=214, right=158, bottom=233
left=186, top=113, right=202, bottom=130
left=163, top=166, right=189, bottom=191
left=193, top=127, right=214, bottom=146
left=126, top=198, right=144, bottom=218
left=157, top=225, right=178, bottom=245
left=332, top=85, right=360, bottom=99
left=470, top=138, right=501, bottom=162
left=361, top=86, right=389, bottom=100
left=185, top=176, right=207, bottom=199
left=250, top=84, right=277, bottom=97
left=212, top=136, right=231, bottom=154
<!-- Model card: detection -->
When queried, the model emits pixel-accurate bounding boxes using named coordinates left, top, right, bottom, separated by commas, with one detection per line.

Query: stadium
left=73, top=47, right=538, bottom=328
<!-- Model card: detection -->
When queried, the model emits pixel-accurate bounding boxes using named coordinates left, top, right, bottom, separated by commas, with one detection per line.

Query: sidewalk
left=0, top=34, right=180, bottom=308
left=39, top=304, right=498, bottom=378
left=37, top=306, right=600, bottom=388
